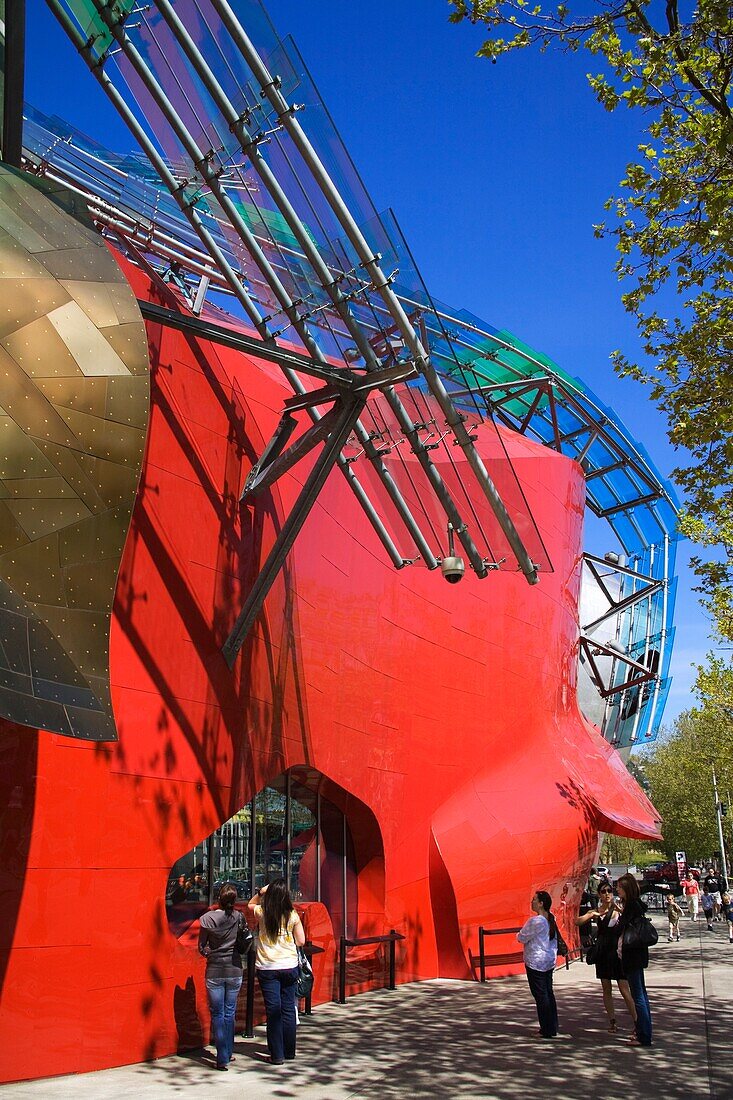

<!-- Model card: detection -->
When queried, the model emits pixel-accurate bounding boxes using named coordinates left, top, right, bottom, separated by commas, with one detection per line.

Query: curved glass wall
left=166, top=768, right=356, bottom=939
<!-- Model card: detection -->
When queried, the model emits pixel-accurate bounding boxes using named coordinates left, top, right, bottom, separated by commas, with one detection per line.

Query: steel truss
left=45, top=0, right=541, bottom=658
left=30, top=1, right=678, bottom=744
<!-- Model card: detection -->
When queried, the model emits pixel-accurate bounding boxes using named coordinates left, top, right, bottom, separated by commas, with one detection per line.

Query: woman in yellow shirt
left=248, top=879, right=306, bottom=1065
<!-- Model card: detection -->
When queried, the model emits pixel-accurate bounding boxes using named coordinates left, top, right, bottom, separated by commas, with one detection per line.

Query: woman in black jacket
left=616, top=873, right=652, bottom=1046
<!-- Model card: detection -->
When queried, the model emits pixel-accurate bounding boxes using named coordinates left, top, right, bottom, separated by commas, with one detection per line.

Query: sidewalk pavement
left=3, top=915, right=732, bottom=1099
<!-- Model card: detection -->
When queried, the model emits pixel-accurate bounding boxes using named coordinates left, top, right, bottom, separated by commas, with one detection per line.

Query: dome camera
left=441, top=555, right=465, bottom=584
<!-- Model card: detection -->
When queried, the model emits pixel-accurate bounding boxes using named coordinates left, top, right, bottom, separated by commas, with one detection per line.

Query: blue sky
left=24, top=0, right=716, bottom=727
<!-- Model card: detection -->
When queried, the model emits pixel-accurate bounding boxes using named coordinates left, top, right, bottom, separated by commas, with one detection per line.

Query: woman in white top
left=248, top=879, right=305, bottom=1065
left=516, top=890, right=559, bottom=1038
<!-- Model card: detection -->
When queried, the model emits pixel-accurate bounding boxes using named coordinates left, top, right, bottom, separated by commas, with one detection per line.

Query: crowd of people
left=195, top=863, right=731, bottom=1068
left=516, top=863, right=732, bottom=1051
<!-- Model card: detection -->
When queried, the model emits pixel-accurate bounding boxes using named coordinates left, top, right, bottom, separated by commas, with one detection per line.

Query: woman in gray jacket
left=198, top=884, right=248, bottom=1070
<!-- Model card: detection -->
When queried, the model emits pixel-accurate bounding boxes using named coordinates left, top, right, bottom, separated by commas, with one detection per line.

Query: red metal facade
left=0, top=256, right=661, bottom=1082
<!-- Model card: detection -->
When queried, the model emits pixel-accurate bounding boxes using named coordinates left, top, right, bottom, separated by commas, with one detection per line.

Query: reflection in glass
left=289, top=778, right=317, bottom=901
left=165, top=769, right=355, bottom=940
left=255, top=785, right=287, bottom=888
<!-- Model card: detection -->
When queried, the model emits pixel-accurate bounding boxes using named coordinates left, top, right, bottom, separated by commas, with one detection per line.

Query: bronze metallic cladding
left=0, top=166, right=150, bottom=740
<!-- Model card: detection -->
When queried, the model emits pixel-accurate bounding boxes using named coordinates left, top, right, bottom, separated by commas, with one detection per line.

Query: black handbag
left=623, top=917, right=658, bottom=949
left=296, top=946, right=314, bottom=999
left=235, top=915, right=253, bottom=955
left=585, top=941, right=599, bottom=966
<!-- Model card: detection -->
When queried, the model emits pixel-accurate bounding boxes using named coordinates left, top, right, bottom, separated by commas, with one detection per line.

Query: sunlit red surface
left=0, top=252, right=661, bottom=1082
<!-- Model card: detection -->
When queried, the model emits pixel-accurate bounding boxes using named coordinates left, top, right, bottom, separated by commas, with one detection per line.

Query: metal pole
left=479, top=927, right=486, bottom=984
left=342, top=810, right=349, bottom=941
left=207, top=833, right=215, bottom=907
left=2, top=0, right=25, bottom=167
left=304, top=942, right=314, bottom=1016
left=388, top=931, right=396, bottom=990
left=244, top=951, right=256, bottom=1037
left=338, top=936, right=347, bottom=1004
left=315, top=789, right=322, bottom=902
left=285, top=770, right=292, bottom=891
left=713, top=766, right=729, bottom=885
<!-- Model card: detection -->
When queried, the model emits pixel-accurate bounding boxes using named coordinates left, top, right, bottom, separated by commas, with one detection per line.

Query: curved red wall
left=0, top=256, right=661, bottom=1082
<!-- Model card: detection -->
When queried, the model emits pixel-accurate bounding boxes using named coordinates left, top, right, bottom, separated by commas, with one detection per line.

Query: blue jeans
left=526, top=966, right=558, bottom=1037
left=627, top=967, right=652, bottom=1045
left=205, top=974, right=243, bottom=1066
left=257, top=967, right=299, bottom=1062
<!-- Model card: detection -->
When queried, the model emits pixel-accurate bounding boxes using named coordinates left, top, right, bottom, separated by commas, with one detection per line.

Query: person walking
left=576, top=881, right=636, bottom=1034
left=248, top=879, right=305, bottom=1066
left=721, top=891, right=733, bottom=943
left=701, top=889, right=716, bottom=931
left=198, top=883, right=248, bottom=1070
left=681, top=871, right=700, bottom=921
left=703, top=867, right=726, bottom=921
left=517, top=890, right=560, bottom=1039
left=616, top=873, right=653, bottom=1047
left=665, top=893, right=683, bottom=941
left=587, top=867, right=602, bottom=910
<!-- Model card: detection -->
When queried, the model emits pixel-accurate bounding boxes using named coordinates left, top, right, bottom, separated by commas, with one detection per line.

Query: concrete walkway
left=3, top=915, right=732, bottom=1099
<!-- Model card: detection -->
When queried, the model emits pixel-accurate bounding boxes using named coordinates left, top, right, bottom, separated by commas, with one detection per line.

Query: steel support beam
left=208, top=0, right=538, bottom=585
left=222, top=395, right=367, bottom=665
left=136, top=299, right=355, bottom=386
left=579, top=636, right=657, bottom=699
left=2, top=0, right=25, bottom=167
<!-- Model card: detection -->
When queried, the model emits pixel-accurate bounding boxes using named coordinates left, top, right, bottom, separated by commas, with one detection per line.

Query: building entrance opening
left=165, top=768, right=384, bottom=944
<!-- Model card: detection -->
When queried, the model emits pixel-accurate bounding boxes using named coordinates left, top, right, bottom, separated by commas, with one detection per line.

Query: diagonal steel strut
left=222, top=394, right=367, bottom=665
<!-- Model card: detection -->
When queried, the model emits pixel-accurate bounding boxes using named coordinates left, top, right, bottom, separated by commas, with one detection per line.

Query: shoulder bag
left=235, top=914, right=253, bottom=955
left=622, top=916, right=659, bottom=949
left=296, top=945, right=314, bottom=999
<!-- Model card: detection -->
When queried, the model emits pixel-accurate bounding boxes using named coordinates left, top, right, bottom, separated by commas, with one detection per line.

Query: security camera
left=441, top=555, right=465, bottom=584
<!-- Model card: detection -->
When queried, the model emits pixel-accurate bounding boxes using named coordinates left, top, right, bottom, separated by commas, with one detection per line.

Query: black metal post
left=479, top=926, right=486, bottom=983
left=2, top=0, right=26, bottom=167
left=244, top=949, right=256, bottom=1037
left=338, top=935, right=347, bottom=1004
left=388, top=930, right=396, bottom=990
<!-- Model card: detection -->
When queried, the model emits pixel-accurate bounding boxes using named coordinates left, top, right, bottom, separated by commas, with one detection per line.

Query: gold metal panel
left=0, top=414, right=57, bottom=479
left=105, top=376, right=149, bottom=427
left=5, top=497, right=94, bottom=542
left=2, top=314, right=85, bottom=378
left=0, top=532, right=65, bottom=605
left=0, top=166, right=150, bottom=741
left=0, top=234, right=62, bottom=280
left=74, top=453, right=140, bottom=508
left=58, top=508, right=129, bottom=568
left=100, top=322, right=151, bottom=373
left=47, top=300, right=133, bottom=377
left=0, top=359, right=79, bottom=448
left=0, top=277, right=71, bottom=339
left=59, top=280, right=121, bottom=329
left=37, top=377, right=110, bottom=419
left=35, top=439, right=107, bottom=513
left=55, top=406, right=146, bottom=465
left=3, top=476, right=78, bottom=499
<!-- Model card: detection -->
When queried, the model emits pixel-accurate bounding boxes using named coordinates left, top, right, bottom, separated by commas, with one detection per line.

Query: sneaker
left=667, top=937, right=673, bottom=942
left=677, top=935, right=681, bottom=941
left=707, top=926, right=716, bottom=932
